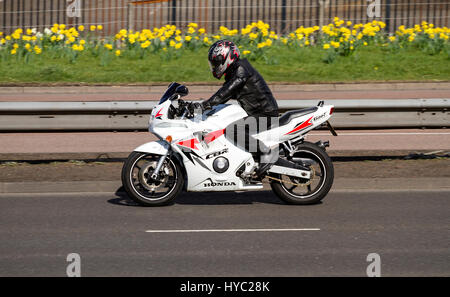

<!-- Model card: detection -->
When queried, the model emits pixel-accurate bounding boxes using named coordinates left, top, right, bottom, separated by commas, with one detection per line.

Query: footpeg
left=315, top=140, right=330, bottom=150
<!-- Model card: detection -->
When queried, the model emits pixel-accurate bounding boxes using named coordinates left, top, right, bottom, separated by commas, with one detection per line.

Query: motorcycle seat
left=278, top=107, right=318, bottom=127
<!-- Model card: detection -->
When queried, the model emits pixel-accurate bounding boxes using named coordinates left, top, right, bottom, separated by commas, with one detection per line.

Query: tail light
left=330, top=107, right=334, bottom=115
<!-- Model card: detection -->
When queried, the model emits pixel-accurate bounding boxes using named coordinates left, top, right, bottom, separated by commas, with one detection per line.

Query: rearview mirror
left=175, top=85, right=189, bottom=97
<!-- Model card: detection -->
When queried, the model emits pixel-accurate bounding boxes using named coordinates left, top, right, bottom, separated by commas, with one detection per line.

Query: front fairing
left=149, top=100, right=188, bottom=140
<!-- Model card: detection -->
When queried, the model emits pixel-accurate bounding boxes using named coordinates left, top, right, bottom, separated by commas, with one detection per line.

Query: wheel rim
left=279, top=150, right=326, bottom=199
left=129, top=154, right=178, bottom=201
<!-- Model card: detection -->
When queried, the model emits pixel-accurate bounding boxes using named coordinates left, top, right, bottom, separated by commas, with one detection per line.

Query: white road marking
left=309, top=132, right=450, bottom=136
left=145, top=228, right=320, bottom=233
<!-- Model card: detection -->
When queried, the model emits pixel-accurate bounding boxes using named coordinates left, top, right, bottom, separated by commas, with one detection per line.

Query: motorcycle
left=121, top=82, right=337, bottom=206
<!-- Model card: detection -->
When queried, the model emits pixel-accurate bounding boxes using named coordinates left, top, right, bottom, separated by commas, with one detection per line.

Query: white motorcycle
left=122, top=82, right=337, bottom=206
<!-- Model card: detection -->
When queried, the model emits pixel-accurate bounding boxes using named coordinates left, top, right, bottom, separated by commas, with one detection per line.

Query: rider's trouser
left=225, top=111, right=279, bottom=164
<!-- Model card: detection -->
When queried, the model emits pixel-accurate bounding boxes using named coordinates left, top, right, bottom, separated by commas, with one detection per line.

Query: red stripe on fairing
left=204, top=129, right=225, bottom=144
left=284, top=116, right=314, bottom=135
left=177, top=138, right=200, bottom=150
left=155, top=108, right=163, bottom=118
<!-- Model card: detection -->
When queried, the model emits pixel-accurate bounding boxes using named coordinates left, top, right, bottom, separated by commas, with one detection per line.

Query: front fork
left=150, top=146, right=171, bottom=180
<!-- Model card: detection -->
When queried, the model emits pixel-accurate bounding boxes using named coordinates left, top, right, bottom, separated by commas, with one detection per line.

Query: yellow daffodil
left=141, top=40, right=151, bottom=48
left=34, top=46, right=42, bottom=54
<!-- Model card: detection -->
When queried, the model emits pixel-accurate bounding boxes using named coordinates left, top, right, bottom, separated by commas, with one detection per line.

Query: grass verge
left=0, top=45, right=449, bottom=84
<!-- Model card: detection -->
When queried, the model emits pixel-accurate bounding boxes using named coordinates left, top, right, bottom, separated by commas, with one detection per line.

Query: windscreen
left=159, top=82, right=181, bottom=104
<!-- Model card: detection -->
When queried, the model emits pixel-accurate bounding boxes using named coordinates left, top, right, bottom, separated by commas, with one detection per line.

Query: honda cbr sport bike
left=122, top=82, right=338, bottom=206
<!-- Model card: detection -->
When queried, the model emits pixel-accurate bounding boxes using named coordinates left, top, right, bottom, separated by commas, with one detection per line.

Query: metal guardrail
left=0, top=99, right=448, bottom=131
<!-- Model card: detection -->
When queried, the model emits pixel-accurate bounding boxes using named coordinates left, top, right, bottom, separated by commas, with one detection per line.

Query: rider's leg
left=225, top=113, right=280, bottom=177
left=253, top=113, right=279, bottom=177
left=225, top=116, right=259, bottom=155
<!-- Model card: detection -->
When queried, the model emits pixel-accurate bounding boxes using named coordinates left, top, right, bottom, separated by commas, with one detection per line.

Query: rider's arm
left=202, top=66, right=249, bottom=110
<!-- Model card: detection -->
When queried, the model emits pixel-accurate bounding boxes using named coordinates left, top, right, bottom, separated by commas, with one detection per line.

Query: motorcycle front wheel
left=270, top=141, right=334, bottom=205
left=121, top=152, right=184, bottom=206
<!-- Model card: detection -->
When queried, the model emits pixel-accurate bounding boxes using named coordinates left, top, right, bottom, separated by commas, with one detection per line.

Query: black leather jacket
left=202, top=59, right=279, bottom=117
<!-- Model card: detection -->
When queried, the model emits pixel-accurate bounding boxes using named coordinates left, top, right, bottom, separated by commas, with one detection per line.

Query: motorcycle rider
left=188, top=40, right=279, bottom=177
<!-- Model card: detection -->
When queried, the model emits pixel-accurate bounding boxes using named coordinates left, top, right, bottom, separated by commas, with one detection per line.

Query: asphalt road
left=0, top=189, right=449, bottom=277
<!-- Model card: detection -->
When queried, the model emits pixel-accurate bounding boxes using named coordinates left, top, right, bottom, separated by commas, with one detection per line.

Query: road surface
left=0, top=189, right=449, bottom=276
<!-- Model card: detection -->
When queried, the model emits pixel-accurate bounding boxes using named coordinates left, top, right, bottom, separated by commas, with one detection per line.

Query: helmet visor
left=208, top=60, right=224, bottom=79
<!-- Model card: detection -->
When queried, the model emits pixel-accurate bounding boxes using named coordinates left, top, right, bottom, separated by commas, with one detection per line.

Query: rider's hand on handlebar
left=187, top=102, right=204, bottom=116
left=176, top=99, right=187, bottom=117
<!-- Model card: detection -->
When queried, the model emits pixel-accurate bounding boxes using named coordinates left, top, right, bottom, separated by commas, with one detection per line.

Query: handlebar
left=177, top=99, right=193, bottom=119
left=176, top=99, right=205, bottom=119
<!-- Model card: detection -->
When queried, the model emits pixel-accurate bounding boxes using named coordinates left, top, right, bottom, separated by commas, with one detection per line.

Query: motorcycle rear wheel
left=270, top=141, right=334, bottom=205
left=121, top=152, right=184, bottom=206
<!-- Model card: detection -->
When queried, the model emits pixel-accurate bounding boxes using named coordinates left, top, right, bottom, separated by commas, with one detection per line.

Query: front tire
left=121, top=152, right=184, bottom=206
left=270, top=141, right=334, bottom=205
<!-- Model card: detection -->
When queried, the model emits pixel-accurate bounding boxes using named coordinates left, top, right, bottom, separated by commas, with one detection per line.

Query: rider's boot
left=254, top=145, right=278, bottom=178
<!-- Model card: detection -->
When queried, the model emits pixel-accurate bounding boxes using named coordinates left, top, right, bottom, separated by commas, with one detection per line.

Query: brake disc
left=138, top=161, right=168, bottom=191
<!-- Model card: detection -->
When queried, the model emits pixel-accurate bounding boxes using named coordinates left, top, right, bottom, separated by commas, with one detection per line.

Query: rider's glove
left=201, top=100, right=212, bottom=111
left=187, top=102, right=204, bottom=115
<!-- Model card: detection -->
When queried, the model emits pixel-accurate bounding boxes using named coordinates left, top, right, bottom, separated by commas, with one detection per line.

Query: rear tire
left=121, top=152, right=184, bottom=206
left=270, top=141, right=334, bottom=205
